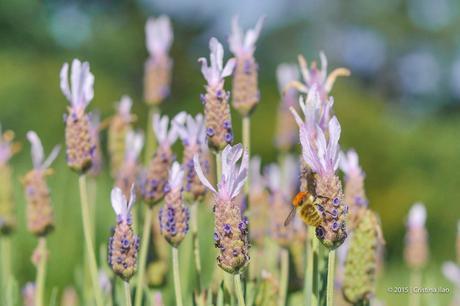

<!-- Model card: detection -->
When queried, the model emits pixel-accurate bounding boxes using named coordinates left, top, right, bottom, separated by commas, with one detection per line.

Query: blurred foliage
left=1, top=0, right=460, bottom=304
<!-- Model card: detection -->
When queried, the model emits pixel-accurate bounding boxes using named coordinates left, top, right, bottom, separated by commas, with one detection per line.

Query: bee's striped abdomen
left=299, top=203, right=322, bottom=227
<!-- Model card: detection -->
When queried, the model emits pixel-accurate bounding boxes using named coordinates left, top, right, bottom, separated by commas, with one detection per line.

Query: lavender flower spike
left=248, top=156, right=269, bottom=245
left=340, top=149, right=368, bottom=229
left=229, top=16, right=265, bottom=116
left=287, top=52, right=350, bottom=101
left=61, top=59, right=95, bottom=173
left=115, top=130, right=144, bottom=199
left=109, top=95, right=135, bottom=176
left=404, top=203, right=428, bottom=270
left=88, top=112, right=103, bottom=177
left=173, top=112, right=209, bottom=201
left=0, top=125, right=20, bottom=234
left=144, top=16, right=173, bottom=105
left=23, top=131, right=60, bottom=236
left=275, top=64, right=300, bottom=152
left=108, top=185, right=139, bottom=281
left=141, top=113, right=180, bottom=205
left=159, top=162, right=190, bottom=247
left=199, top=38, right=235, bottom=151
left=194, top=144, right=250, bottom=273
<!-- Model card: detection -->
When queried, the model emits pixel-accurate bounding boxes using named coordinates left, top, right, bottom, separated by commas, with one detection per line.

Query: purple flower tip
left=206, top=127, right=215, bottom=137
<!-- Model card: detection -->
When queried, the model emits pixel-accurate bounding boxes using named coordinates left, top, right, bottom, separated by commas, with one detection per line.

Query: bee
left=284, top=191, right=323, bottom=227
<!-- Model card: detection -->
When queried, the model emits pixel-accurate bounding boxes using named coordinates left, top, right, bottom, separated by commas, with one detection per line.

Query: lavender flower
left=288, top=52, right=350, bottom=101
left=194, top=144, right=250, bottom=273
left=159, top=162, right=189, bottom=247
left=404, top=203, right=428, bottom=270
left=22, top=282, right=36, bottom=306
left=228, top=16, right=264, bottom=116
left=108, top=96, right=135, bottom=176
left=173, top=112, right=209, bottom=202
left=60, top=59, right=95, bottom=173
left=290, top=92, right=347, bottom=250
left=199, top=38, right=235, bottom=152
left=442, top=262, right=460, bottom=306
left=22, top=132, right=60, bottom=236
left=275, top=64, right=300, bottom=152
left=340, top=149, right=368, bottom=230
left=266, top=163, right=295, bottom=248
left=61, top=287, right=79, bottom=306
left=0, top=126, right=20, bottom=234
left=141, top=114, right=179, bottom=205
left=108, top=185, right=139, bottom=281
left=115, top=130, right=144, bottom=199
left=144, top=16, right=173, bottom=105
left=87, top=112, right=103, bottom=177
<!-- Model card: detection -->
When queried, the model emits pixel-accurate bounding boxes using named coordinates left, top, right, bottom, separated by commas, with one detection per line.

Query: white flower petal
left=442, top=262, right=460, bottom=287
left=59, top=63, right=71, bottom=102
left=128, top=184, right=136, bottom=212
left=193, top=154, right=216, bottom=193
left=407, top=203, right=427, bottom=228
left=111, top=187, right=124, bottom=216
left=42, top=145, right=61, bottom=170
left=27, top=131, right=44, bottom=169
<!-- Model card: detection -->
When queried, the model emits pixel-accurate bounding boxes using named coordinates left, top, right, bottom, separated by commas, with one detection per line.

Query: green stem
left=242, top=116, right=250, bottom=196
left=172, top=247, right=184, bottom=306
left=124, top=281, right=132, bottom=306
left=312, top=232, right=319, bottom=306
left=134, top=206, right=153, bottom=306
left=279, top=248, right=289, bottom=306
left=409, top=269, right=422, bottom=306
left=79, top=175, right=104, bottom=306
left=304, top=230, right=312, bottom=306
left=326, top=250, right=336, bottom=306
left=35, top=238, right=47, bottom=306
left=144, top=106, right=158, bottom=165
left=234, top=274, right=246, bottom=306
left=0, top=237, right=11, bottom=296
left=192, top=202, right=203, bottom=292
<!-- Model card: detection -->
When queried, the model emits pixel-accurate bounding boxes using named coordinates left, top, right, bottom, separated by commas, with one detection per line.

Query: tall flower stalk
left=405, top=203, right=428, bottom=306
left=158, top=162, right=189, bottom=306
left=136, top=113, right=179, bottom=306
left=173, top=112, right=209, bottom=291
left=0, top=126, right=19, bottom=296
left=143, top=16, right=173, bottom=162
left=108, top=185, right=139, bottom=306
left=228, top=16, right=264, bottom=209
left=60, top=59, right=104, bottom=306
left=194, top=144, right=250, bottom=305
left=291, top=87, right=348, bottom=305
left=23, top=131, right=60, bottom=306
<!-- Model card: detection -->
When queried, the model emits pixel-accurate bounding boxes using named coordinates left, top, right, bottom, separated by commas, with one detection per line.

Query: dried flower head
left=199, top=38, right=235, bottom=152
left=275, top=64, right=299, bottom=152
left=22, top=282, right=36, bottom=306
left=229, top=16, right=264, bottom=116
left=141, top=113, right=179, bottom=205
left=115, top=130, right=143, bottom=199
left=291, top=91, right=347, bottom=250
left=87, top=112, right=103, bottom=177
left=340, top=149, right=368, bottom=230
left=108, top=96, right=135, bottom=176
left=248, top=156, right=269, bottom=245
left=288, top=52, right=350, bottom=101
left=173, top=112, right=209, bottom=202
left=60, top=59, right=95, bottom=173
left=342, top=209, right=382, bottom=304
left=159, top=162, right=190, bottom=247
left=23, top=131, right=60, bottom=236
left=404, top=203, right=429, bottom=270
left=0, top=125, right=20, bottom=234
left=108, top=185, right=139, bottom=281
left=144, top=16, right=173, bottom=105
left=194, top=144, right=250, bottom=273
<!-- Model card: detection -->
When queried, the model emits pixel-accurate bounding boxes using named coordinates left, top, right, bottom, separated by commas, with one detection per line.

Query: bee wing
left=284, top=207, right=297, bottom=227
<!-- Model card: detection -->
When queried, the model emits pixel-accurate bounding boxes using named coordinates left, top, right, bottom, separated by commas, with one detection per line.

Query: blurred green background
left=1, top=0, right=460, bottom=305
